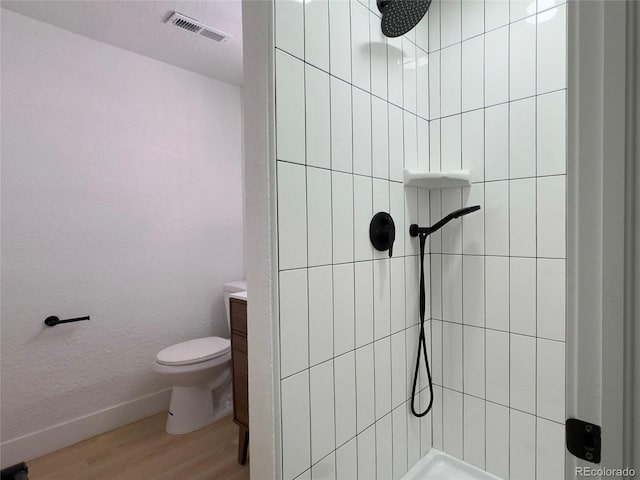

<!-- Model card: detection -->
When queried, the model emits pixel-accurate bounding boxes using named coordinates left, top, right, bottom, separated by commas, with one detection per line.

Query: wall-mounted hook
left=44, top=315, right=90, bottom=327
left=369, top=212, right=396, bottom=257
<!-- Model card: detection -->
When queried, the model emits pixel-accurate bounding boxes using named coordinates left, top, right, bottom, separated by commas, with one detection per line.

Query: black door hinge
left=566, top=418, right=601, bottom=463
left=0, top=462, right=29, bottom=480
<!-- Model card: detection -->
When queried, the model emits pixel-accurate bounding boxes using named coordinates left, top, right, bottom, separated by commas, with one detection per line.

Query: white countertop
left=230, top=291, right=247, bottom=301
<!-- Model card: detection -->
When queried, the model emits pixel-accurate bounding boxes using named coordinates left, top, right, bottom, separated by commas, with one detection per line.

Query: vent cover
left=166, top=12, right=230, bottom=42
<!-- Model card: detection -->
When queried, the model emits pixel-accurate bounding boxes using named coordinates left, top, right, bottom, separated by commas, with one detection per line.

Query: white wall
left=0, top=9, right=243, bottom=464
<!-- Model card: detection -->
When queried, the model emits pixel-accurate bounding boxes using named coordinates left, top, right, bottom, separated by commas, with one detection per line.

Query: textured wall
left=1, top=9, right=243, bottom=445
left=273, top=0, right=567, bottom=479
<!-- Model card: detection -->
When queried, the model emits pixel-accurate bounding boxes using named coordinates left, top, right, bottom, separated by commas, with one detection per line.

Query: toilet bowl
left=154, top=337, right=231, bottom=434
left=154, top=280, right=246, bottom=434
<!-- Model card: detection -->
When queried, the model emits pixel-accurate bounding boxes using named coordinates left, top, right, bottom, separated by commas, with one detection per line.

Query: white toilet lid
left=156, top=337, right=231, bottom=366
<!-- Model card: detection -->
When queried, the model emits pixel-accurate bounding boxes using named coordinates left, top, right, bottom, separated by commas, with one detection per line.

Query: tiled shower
left=274, top=0, right=567, bottom=478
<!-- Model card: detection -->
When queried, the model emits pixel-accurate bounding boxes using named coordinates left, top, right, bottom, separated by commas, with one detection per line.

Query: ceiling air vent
left=166, top=12, right=230, bottom=42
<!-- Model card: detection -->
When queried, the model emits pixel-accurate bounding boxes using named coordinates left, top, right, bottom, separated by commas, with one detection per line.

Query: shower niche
left=403, top=168, right=472, bottom=190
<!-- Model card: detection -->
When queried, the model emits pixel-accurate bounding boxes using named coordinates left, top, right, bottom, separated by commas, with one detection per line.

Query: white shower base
left=402, top=449, right=502, bottom=480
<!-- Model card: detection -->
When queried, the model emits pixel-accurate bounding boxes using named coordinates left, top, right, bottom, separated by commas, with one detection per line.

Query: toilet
left=153, top=280, right=246, bottom=434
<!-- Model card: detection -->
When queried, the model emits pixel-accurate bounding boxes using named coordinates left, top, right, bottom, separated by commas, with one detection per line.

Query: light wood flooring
left=28, top=413, right=250, bottom=480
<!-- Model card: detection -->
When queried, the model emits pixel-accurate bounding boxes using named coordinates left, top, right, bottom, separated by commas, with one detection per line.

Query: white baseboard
left=0, top=389, right=171, bottom=468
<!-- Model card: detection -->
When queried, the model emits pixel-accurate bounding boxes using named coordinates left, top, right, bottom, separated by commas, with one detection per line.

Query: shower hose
left=410, top=230, right=434, bottom=417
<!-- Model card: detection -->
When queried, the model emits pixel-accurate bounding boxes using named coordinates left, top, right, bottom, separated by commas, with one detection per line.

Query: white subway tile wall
left=275, top=0, right=567, bottom=478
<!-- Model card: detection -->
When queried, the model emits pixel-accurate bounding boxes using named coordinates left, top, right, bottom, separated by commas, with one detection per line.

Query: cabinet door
left=232, top=333, right=249, bottom=426
left=230, top=299, right=247, bottom=335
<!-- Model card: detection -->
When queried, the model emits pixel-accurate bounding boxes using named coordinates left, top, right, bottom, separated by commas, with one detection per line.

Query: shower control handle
left=369, top=212, right=396, bottom=257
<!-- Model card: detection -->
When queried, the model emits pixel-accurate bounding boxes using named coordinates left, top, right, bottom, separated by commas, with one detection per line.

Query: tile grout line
left=438, top=1, right=444, bottom=452
left=482, top=0, right=488, bottom=470
left=302, top=0, right=313, bottom=472
left=347, top=1, right=361, bottom=477
left=327, top=0, right=338, bottom=474
left=507, top=2, right=512, bottom=476
left=368, top=3, right=380, bottom=466
left=273, top=27, right=286, bottom=474
left=534, top=1, right=539, bottom=476
left=279, top=318, right=566, bottom=382
left=458, top=1, right=465, bottom=460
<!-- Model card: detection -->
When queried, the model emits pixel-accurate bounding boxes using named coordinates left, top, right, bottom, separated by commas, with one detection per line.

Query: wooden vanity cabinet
left=229, top=298, right=249, bottom=465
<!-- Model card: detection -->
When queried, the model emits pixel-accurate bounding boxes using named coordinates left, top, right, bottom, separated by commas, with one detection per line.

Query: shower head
left=409, top=205, right=481, bottom=237
left=377, top=0, right=432, bottom=38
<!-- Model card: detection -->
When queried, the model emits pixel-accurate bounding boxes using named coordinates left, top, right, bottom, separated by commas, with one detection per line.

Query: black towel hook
left=44, top=315, right=90, bottom=327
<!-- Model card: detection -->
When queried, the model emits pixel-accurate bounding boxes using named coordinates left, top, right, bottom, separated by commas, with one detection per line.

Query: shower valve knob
left=369, top=212, right=396, bottom=257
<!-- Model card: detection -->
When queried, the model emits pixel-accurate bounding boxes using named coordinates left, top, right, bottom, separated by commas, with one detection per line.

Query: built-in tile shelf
left=403, top=169, right=472, bottom=190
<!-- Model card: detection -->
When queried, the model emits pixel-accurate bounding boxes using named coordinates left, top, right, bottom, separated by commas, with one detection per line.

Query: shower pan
left=403, top=450, right=501, bottom=480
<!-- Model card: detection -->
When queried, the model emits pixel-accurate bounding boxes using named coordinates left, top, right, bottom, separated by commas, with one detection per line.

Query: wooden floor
left=28, top=414, right=250, bottom=480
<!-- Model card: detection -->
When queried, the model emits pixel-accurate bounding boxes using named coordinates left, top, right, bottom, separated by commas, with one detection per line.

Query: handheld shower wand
left=409, top=205, right=481, bottom=417
left=410, top=205, right=481, bottom=238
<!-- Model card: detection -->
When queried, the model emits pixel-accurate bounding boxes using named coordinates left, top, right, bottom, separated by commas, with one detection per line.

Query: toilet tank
left=224, top=280, right=247, bottom=333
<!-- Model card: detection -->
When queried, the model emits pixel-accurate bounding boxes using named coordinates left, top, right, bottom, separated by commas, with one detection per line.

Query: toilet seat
left=156, top=337, right=230, bottom=366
